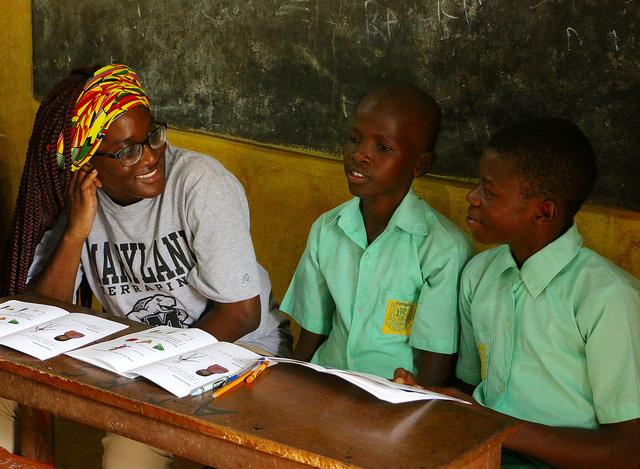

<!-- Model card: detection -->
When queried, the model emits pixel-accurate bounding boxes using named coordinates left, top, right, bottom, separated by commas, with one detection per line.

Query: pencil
left=212, top=366, right=255, bottom=398
left=245, top=360, right=269, bottom=384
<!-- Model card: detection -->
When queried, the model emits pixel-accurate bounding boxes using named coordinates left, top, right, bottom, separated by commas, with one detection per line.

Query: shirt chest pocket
left=377, top=287, right=420, bottom=336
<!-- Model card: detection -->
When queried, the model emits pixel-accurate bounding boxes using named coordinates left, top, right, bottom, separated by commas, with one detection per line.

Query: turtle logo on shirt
left=126, top=294, right=188, bottom=328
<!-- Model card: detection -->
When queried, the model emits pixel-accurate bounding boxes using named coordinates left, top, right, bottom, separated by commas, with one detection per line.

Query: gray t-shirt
left=29, top=144, right=291, bottom=356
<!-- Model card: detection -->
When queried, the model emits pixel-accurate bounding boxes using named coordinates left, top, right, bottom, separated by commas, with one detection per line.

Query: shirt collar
left=330, top=197, right=366, bottom=248
left=332, top=189, right=430, bottom=248
left=490, top=224, right=583, bottom=298
left=388, top=188, right=430, bottom=236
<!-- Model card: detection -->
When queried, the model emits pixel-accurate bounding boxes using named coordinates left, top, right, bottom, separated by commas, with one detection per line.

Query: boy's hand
left=393, top=367, right=420, bottom=387
left=292, top=328, right=327, bottom=362
left=426, top=386, right=475, bottom=403
left=393, top=369, right=477, bottom=405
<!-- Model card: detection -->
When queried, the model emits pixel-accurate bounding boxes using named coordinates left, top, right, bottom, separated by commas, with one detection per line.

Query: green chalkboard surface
left=33, top=1, right=639, bottom=210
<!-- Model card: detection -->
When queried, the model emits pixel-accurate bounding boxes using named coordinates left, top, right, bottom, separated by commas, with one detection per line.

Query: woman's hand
left=65, top=164, right=102, bottom=240
left=27, top=164, right=101, bottom=302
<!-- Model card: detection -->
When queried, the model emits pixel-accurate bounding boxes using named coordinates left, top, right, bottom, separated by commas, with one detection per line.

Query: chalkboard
left=32, top=1, right=640, bottom=210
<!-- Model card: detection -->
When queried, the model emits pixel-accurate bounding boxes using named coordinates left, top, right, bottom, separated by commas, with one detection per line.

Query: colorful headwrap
left=56, top=64, right=150, bottom=171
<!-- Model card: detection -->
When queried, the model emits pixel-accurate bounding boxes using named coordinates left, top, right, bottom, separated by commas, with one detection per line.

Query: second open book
left=66, top=326, right=262, bottom=398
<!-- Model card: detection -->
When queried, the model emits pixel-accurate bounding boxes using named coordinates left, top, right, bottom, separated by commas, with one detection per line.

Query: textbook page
left=66, top=326, right=219, bottom=378
left=0, top=312, right=128, bottom=360
left=0, top=300, right=69, bottom=337
left=268, top=357, right=470, bottom=405
left=134, top=341, right=262, bottom=398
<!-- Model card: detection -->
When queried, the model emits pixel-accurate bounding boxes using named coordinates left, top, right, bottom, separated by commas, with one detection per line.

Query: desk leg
left=18, top=405, right=54, bottom=464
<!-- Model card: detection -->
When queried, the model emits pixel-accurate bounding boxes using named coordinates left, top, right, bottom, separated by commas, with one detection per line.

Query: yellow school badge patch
left=382, top=300, right=417, bottom=335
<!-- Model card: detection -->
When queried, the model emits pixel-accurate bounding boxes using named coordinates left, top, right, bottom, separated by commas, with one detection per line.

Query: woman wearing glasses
left=1, top=64, right=290, bottom=468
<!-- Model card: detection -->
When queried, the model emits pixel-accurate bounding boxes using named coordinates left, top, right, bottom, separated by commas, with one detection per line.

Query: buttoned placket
left=494, top=269, right=523, bottom=402
left=346, top=246, right=375, bottom=370
left=505, top=272, right=525, bottom=394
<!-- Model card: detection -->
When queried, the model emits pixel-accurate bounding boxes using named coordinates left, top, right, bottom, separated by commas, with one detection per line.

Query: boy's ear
left=534, top=199, right=558, bottom=225
left=414, top=152, right=435, bottom=177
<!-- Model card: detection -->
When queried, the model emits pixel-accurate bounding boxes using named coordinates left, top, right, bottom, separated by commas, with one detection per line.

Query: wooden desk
left=0, top=296, right=514, bottom=468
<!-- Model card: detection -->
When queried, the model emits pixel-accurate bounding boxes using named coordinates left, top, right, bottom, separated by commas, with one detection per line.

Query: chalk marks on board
left=566, top=27, right=584, bottom=51
left=32, top=0, right=640, bottom=209
left=608, top=30, right=620, bottom=51
left=364, top=1, right=399, bottom=42
left=529, top=0, right=553, bottom=10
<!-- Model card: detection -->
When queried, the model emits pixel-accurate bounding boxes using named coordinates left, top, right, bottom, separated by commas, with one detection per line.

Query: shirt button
left=357, top=306, right=364, bottom=313
left=498, top=384, right=505, bottom=393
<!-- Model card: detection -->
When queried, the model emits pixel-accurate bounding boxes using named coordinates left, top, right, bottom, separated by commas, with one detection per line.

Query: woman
left=1, top=64, right=290, bottom=468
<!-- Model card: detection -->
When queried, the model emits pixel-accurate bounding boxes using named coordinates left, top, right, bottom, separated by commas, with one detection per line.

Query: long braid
left=0, top=68, right=96, bottom=299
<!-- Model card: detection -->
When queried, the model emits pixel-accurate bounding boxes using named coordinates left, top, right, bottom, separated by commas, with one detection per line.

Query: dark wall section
left=33, top=1, right=640, bottom=209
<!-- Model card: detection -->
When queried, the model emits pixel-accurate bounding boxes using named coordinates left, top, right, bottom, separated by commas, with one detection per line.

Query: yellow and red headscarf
left=56, top=64, right=150, bottom=171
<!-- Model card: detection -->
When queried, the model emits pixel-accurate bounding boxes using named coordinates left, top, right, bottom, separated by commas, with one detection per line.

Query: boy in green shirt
left=281, top=85, right=472, bottom=385
left=396, top=118, right=640, bottom=467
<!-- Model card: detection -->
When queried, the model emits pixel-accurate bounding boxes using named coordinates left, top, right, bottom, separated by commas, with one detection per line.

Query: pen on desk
left=245, top=360, right=269, bottom=384
left=212, top=364, right=258, bottom=399
left=190, top=376, right=227, bottom=397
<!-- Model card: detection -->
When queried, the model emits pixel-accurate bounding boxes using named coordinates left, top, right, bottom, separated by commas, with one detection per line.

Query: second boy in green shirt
left=282, top=85, right=472, bottom=384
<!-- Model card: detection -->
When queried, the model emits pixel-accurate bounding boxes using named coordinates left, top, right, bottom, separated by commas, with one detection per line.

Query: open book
left=0, top=300, right=128, bottom=360
left=268, top=357, right=470, bottom=405
left=66, top=326, right=263, bottom=398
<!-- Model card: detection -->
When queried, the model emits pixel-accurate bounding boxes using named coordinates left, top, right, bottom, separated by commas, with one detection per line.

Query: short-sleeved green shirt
left=282, top=189, right=472, bottom=378
left=456, top=224, right=640, bottom=429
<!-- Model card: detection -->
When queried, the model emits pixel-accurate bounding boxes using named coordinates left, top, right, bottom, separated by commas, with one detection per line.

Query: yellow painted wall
left=165, top=130, right=640, bottom=299
left=0, top=1, right=39, bottom=251
left=2, top=1, right=638, bottom=305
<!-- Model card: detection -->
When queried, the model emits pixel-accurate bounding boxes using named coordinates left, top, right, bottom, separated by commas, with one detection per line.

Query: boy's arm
left=395, top=362, right=473, bottom=393
left=282, top=217, right=334, bottom=362
left=293, top=327, right=328, bottom=362
left=399, top=384, right=640, bottom=468
left=400, top=253, right=476, bottom=387
left=410, top=237, right=474, bottom=387
left=504, top=418, right=640, bottom=468
left=415, top=351, right=456, bottom=387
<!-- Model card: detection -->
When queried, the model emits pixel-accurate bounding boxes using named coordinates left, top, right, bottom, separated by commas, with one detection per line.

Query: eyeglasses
left=94, top=123, right=167, bottom=167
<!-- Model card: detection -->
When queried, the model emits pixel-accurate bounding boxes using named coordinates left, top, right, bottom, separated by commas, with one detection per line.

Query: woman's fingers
left=78, top=169, right=99, bottom=193
left=65, top=165, right=100, bottom=239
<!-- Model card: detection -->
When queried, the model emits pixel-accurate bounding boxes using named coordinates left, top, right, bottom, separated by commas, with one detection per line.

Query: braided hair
left=1, top=67, right=98, bottom=303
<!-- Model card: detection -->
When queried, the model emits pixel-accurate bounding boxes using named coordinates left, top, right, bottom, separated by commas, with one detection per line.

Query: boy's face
left=342, top=94, right=432, bottom=201
left=466, top=151, right=539, bottom=248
